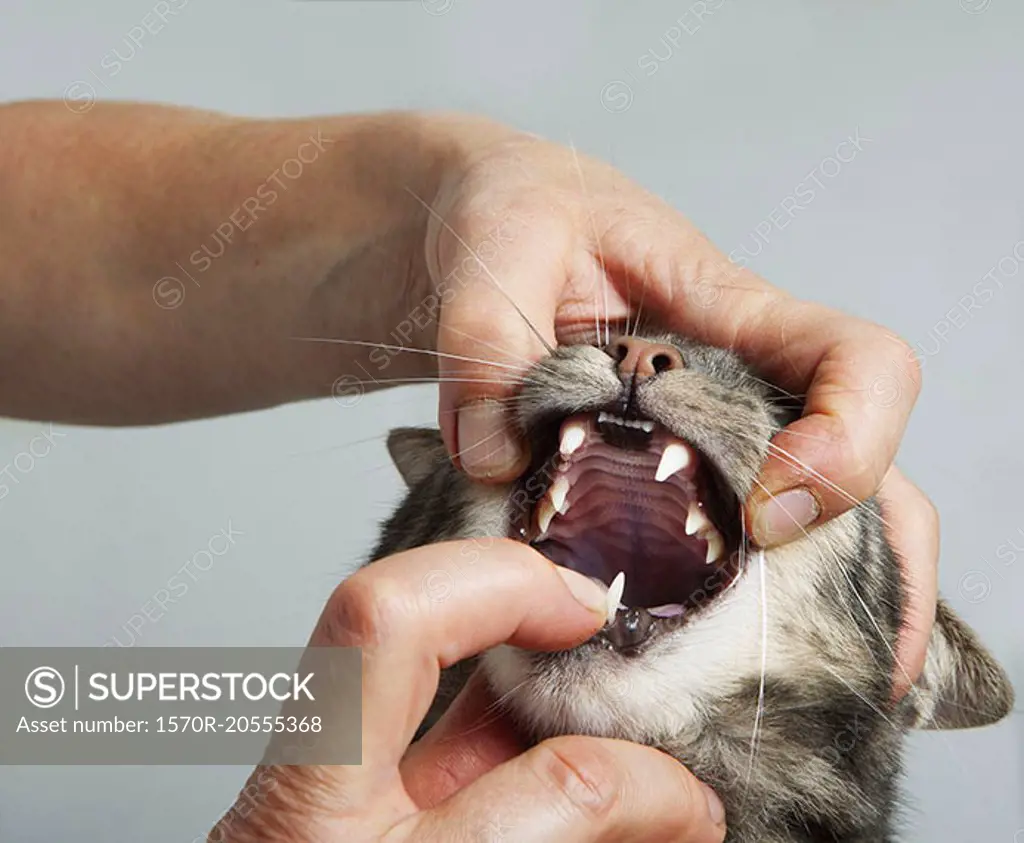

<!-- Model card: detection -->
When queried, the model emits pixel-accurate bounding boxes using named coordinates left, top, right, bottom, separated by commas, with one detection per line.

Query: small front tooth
left=685, top=501, right=711, bottom=536
left=705, top=530, right=725, bottom=565
left=655, top=442, right=691, bottom=482
left=607, top=571, right=626, bottom=625
left=537, top=497, right=556, bottom=536
left=549, top=476, right=570, bottom=513
left=559, top=422, right=586, bottom=457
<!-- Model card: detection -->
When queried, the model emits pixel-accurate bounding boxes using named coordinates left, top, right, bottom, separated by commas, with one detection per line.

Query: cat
left=367, top=330, right=1015, bottom=842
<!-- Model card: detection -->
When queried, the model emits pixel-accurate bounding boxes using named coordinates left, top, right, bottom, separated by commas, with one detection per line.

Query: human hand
left=419, top=125, right=936, bottom=696
left=209, top=540, right=727, bottom=842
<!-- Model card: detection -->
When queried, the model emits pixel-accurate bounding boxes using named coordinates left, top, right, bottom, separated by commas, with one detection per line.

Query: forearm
left=0, top=101, right=476, bottom=424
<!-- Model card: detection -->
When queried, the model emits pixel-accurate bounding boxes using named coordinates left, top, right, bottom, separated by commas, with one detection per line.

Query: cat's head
left=376, top=331, right=1014, bottom=801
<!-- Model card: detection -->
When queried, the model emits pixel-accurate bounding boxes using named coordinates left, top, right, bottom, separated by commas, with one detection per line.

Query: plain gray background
left=1, top=1, right=1021, bottom=840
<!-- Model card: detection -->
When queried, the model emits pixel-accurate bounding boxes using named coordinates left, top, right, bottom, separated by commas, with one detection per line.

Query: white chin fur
left=482, top=565, right=774, bottom=744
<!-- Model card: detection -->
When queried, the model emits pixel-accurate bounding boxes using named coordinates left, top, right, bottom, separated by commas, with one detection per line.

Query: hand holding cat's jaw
left=211, top=540, right=727, bottom=843
left=419, top=120, right=935, bottom=699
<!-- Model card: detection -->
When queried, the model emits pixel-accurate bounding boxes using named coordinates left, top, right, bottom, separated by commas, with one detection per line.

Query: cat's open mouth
left=514, top=411, right=743, bottom=654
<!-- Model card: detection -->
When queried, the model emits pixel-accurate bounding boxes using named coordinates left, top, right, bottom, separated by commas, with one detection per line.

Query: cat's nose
left=608, top=335, right=684, bottom=383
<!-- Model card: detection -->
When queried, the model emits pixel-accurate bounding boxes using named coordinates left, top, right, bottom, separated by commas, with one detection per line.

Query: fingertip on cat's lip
left=456, top=446, right=532, bottom=482
left=454, top=397, right=532, bottom=480
left=744, top=486, right=823, bottom=547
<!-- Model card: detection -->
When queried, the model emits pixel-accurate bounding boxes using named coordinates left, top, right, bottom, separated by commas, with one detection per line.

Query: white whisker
left=744, top=374, right=806, bottom=402
left=292, top=336, right=527, bottom=373
left=439, top=324, right=540, bottom=368
left=404, top=186, right=555, bottom=355
left=738, top=420, right=843, bottom=448
left=743, top=539, right=769, bottom=795
left=442, top=677, right=532, bottom=743
left=567, top=139, right=611, bottom=347
left=446, top=425, right=517, bottom=463
left=750, top=477, right=923, bottom=704
left=821, top=665, right=900, bottom=732
left=765, top=442, right=894, bottom=532
left=748, top=474, right=883, bottom=667
left=632, top=258, right=650, bottom=338
left=328, top=377, right=519, bottom=388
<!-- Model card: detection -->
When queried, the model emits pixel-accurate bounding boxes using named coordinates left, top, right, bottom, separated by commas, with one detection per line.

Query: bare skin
left=1, top=100, right=937, bottom=835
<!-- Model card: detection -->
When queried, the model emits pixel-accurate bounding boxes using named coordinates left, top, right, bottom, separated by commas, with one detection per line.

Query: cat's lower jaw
left=479, top=554, right=770, bottom=749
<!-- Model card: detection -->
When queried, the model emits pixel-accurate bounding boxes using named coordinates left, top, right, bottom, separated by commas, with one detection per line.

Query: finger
left=393, top=735, right=726, bottom=843
left=432, top=203, right=572, bottom=481
left=876, top=466, right=939, bottom=700
left=593, top=214, right=921, bottom=545
left=312, top=539, right=608, bottom=777
left=401, top=670, right=526, bottom=808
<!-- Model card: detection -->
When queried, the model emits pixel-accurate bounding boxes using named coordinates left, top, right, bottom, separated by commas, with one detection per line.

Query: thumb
left=393, top=734, right=727, bottom=843
left=401, top=670, right=526, bottom=808
left=433, top=209, right=569, bottom=481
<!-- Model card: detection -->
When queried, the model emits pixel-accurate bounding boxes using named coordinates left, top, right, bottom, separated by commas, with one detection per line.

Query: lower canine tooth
left=655, top=442, right=691, bottom=482
left=705, top=531, right=725, bottom=565
left=607, top=571, right=626, bottom=625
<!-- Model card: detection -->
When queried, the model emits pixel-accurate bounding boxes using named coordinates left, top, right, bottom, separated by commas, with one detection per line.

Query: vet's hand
left=208, top=540, right=727, bottom=842
left=426, top=128, right=936, bottom=696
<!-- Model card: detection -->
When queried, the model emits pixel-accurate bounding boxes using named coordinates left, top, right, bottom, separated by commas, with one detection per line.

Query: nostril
left=611, top=340, right=631, bottom=363
left=651, top=353, right=674, bottom=374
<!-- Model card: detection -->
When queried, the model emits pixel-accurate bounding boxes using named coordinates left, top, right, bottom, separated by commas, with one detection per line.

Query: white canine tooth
left=597, top=411, right=610, bottom=424
left=655, top=442, right=691, bottom=482
left=607, top=571, right=626, bottom=625
left=705, top=530, right=725, bottom=565
left=685, top=501, right=711, bottom=536
left=537, top=497, right=556, bottom=536
left=549, top=476, right=570, bottom=514
left=640, top=421, right=655, bottom=433
left=559, top=422, right=586, bottom=457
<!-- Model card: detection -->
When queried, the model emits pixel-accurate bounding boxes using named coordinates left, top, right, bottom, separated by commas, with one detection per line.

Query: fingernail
left=456, top=399, right=524, bottom=480
left=751, top=487, right=821, bottom=547
left=701, top=783, right=726, bottom=826
left=553, top=565, right=609, bottom=616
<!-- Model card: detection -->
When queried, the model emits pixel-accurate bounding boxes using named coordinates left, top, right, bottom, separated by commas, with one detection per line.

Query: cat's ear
left=907, top=598, right=1015, bottom=730
left=386, top=427, right=448, bottom=488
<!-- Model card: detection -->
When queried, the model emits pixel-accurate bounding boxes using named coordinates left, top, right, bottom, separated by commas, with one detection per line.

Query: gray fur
left=367, top=333, right=1015, bottom=842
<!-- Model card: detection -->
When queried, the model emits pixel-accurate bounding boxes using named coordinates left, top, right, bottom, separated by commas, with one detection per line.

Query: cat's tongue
left=529, top=413, right=732, bottom=620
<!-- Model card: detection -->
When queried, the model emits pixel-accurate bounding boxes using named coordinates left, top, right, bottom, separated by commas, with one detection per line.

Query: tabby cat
left=369, top=331, right=1014, bottom=842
